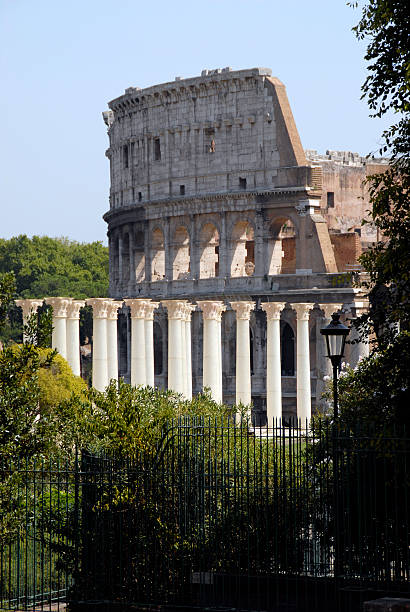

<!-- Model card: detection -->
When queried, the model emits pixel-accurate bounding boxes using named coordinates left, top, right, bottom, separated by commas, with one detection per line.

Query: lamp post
left=320, top=311, right=349, bottom=581
left=320, top=312, right=350, bottom=420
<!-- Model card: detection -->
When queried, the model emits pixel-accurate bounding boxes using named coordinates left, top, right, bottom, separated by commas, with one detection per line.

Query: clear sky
left=0, top=0, right=391, bottom=244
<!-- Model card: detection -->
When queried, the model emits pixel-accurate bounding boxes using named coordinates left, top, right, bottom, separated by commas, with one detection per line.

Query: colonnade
left=15, top=297, right=368, bottom=422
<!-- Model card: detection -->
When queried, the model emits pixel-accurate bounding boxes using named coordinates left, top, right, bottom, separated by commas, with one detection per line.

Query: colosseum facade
left=102, top=67, right=372, bottom=424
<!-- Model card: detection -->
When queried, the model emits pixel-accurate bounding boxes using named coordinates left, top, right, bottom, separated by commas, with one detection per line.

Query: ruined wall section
left=305, top=150, right=388, bottom=246
left=105, top=68, right=307, bottom=210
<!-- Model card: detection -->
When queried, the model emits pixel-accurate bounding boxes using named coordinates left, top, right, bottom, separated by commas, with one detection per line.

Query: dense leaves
left=0, top=235, right=108, bottom=299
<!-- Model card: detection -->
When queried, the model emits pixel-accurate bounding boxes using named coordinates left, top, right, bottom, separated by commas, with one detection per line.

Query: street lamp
left=320, top=312, right=350, bottom=420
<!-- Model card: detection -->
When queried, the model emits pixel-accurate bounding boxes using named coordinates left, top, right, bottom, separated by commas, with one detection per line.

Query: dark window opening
left=154, top=323, right=163, bottom=375
left=354, top=228, right=362, bottom=236
left=281, top=323, right=295, bottom=376
left=138, top=192, right=142, bottom=202
left=327, top=191, right=335, bottom=208
left=123, top=145, right=129, bottom=169
left=239, top=177, right=247, bottom=190
left=250, top=328, right=254, bottom=375
left=215, top=245, right=219, bottom=277
left=154, top=138, right=161, bottom=161
left=245, top=240, right=254, bottom=263
left=180, top=185, right=185, bottom=196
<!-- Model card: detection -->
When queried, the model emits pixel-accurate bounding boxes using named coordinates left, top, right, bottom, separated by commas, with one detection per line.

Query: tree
left=0, top=236, right=108, bottom=345
left=0, top=235, right=108, bottom=299
left=347, top=0, right=410, bottom=344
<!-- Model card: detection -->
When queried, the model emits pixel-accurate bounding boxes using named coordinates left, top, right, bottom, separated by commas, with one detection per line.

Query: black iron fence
left=1, top=419, right=409, bottom=611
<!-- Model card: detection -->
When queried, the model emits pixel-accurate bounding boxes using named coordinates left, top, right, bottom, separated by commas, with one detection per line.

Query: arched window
left=154, top=322, right=163, bottom=375
left=172, top=226, right=190, bottom=280
left=268, top=218, right=296, bottom=275
left=281, top=323, right=295, bottom=376
left=134, top=231, right=145, bottom=282
left=199, top=223, right=220, bottom=278
left=151, top=228, right=165, bottom=281
left=230, top=221, right=255, bottom=277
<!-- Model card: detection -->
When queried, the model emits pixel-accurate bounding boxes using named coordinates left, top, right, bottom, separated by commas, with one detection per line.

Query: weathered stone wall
left=330, top=232, right=362, bottom=272
left=305, top=150, right=388, bottom=246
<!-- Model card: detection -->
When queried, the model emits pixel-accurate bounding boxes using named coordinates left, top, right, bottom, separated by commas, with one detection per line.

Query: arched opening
left=154, top=322, right=163, bottom=375
left=199, top=223, right=220, bottom=278
left=134, top=231, right=145, bottom=282
left=151, top=228, right=165, bottom=281
left=281, top=322, right=295, bottom=376
left=172, top=226, right=190, bottom=280
left=122, top=233, right=130, bottom=282
left=268, top=218, right=296, bottom=275
left=230, top=221, right=255, bottom=278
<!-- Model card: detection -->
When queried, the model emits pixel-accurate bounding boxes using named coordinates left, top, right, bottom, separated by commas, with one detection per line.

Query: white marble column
left=106, top=301, right=122, bottom=382
left=348, top=301, right=370, bottom=367
left=144, top=301, right=159, bottom=387
left=86, top=298, right=111, bottom=391
left=231, top=301, right=255, bottom=408
left=161, top=300, right=187, bottom=395
left=184, top=304, right=195, bottom=400
left=197, top=301, right=226, bottom=403
left=316, top=303, right=344, bottom=408
left=261, top=302, right=286, bottom=423
left=45, top=297, right=72, bottom=359
left=291, top=303, right=314, bottom=423
left=124, top=299, right=149, bottom=387
left=66, top=300, right=85, bottom=376
left=15, top=299, right=43, bottom=342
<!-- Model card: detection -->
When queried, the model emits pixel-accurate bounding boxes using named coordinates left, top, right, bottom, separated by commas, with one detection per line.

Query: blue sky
left=0, top=0, right=391, bottom=244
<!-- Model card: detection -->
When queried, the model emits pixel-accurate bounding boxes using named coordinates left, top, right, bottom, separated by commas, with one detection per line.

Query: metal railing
left=1, top=419, right=409, bottom=611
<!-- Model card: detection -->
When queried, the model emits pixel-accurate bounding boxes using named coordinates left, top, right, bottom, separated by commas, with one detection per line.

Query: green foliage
left=0, top=235, right=108, bottom=299
left=349, top=0, right=410, bottom=155
left=0, top=272, right=16, bottom=333
left=79, top=380, right=231, bottom=460
left=327, top=332, right=410, bottom=428
left=37, top=348, right=87, bottom=412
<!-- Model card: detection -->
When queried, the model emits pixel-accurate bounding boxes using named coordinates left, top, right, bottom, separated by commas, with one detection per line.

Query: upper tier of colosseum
left=103, top=67, right=316, bottom=209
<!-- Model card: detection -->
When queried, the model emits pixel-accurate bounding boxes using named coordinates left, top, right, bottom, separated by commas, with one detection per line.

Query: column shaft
left=197, top=301, right=226, bottom=403
left=66, top=300, right=85, bottom=377
left=292, top=303, right=314, bottom=423
left=87, top=298, right=110, bottom=391
left=262, top=302, right=286, bottom=423
left=45, top=297, right=71, bottom=359
left=131, top=318, right=146, bottom=385
left=162, top=301, right=187, bottom=395
left=106, top=301, right=122, bottom=382
left=231, top=301, right=255, bottom=408
left=144, top=302, right=159, bottom=388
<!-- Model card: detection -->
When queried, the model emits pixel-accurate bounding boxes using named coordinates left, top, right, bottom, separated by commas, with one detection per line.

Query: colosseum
left=101, top=67, right=383, bottom=424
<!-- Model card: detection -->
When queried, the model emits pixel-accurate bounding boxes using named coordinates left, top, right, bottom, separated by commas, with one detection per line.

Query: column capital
left=320, top=303, right=344, bottom=320
left=15, top=299, right=44, bottom=318
left=230, top=301, right=255, bottom=320
left=86, top=298, right=112, bottom=319
left=197, top=300, right=226, bottom=321
left=144, top=301, right=160, bottom=321
left=106, top=301, right=123, bottom=320
left=184, top=303, right=196, bottom=322
left=66, top=300, right=86, bottom=320
left=291, top=302, right=315, bottom=321
left=124, top=298, right=149, bottom=319
left=261, top=302, right=286, bottom=321
left=45, top=297, right=72, bottom=318
left=161, top=300, right=188, bottom=320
